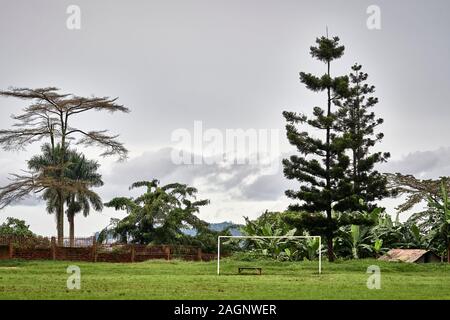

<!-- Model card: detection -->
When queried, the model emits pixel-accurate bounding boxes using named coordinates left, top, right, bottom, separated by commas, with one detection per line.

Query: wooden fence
left=0, top=236, right=215, bottom=263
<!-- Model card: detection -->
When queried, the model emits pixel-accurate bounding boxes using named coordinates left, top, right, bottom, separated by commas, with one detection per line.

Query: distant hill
left=209, top=221, right=243, bottom=236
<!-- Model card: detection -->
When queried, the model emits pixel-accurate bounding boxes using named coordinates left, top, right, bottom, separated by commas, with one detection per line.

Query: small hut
left=379, top=249, right=441, bottom=263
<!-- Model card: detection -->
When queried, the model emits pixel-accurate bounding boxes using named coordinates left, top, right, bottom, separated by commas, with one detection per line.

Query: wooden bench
left=238, top=267, right=262, bottom=275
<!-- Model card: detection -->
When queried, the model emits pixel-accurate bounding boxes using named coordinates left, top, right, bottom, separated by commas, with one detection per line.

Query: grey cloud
left=240, top=171, right=296, bottom=201
left=103, top=148, right=295, bottom=201
left=380, top=147, right=450, bottom=179
left=11, top=196, right=43, bottom=207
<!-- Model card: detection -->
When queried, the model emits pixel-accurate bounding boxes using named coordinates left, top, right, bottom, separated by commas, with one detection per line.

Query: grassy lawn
left=0, top=258, right=449, bottom=299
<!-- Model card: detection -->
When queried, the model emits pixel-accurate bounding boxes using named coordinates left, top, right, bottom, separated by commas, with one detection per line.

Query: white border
left=217, top=235, right=322, bottom=275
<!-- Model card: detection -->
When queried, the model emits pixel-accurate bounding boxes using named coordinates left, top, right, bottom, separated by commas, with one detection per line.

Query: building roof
left=378, top=249, right=436, bottom=263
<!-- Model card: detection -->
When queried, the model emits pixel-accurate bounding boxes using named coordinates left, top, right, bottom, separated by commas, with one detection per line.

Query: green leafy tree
left=0, top=217, right=35, bottom=237
left=103, top=179, right=210, bottom=245
left=282, top=36, right=350, bottom=261
left=28, top=144, right=103, bottom=246
left=335, top=64, right=390, bottom=212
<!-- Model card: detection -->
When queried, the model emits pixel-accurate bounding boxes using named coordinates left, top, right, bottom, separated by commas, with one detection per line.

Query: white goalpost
left=217, top=235, right=322, bottom=275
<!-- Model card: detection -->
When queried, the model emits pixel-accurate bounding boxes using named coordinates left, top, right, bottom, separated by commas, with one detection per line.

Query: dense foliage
left=0, top=217, right=35, bottom=237
left=240, top=205, right=447, bottom=262
left=238, top=211, right=319, bottom=261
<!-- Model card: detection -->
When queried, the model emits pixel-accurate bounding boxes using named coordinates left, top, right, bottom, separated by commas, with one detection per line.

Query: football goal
left=217, top=235, right=322, bottom=275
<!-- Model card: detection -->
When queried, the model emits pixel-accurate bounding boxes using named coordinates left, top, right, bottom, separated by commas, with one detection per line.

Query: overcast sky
left=1, top=0, right=450, bottom=236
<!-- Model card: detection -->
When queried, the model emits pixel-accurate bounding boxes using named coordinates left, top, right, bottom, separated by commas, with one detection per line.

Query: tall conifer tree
left=282, top=36, right=350, bottom=261
left=334, top=64, right=390, bottom=212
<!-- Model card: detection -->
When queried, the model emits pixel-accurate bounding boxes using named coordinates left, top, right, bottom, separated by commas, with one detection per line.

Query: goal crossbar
left=217, top=235, right=321, bottom=275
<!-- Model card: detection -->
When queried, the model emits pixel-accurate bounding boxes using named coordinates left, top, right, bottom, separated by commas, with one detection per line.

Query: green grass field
left=0, top=258, right=449, bottom=299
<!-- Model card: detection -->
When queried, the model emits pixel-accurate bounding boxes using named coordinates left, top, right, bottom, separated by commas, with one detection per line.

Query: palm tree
left=28, top=144, right=65, bottom=241
left=28, top=144, right=103, bottom=246
left=64, top=151, right=103, bottom=246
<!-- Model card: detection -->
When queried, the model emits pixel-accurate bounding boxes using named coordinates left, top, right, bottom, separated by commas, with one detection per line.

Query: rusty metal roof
left=378, top=249, right=432, bottom=263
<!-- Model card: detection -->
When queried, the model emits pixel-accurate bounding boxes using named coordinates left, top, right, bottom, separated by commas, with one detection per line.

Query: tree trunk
left=447, top=242, right=450, bottom=263
left=57, top=190, right=64, bottom=246
left=326, top=229, right=334, bottom=262
left=354, top=81, right=361, bottom=196
left=326, top=205, right=334, bottom=262
left=58, top=120, right=67, bottom=246
left=69, top=213, right=75, bottom=247
left=325, top=60, right=335, bottom=263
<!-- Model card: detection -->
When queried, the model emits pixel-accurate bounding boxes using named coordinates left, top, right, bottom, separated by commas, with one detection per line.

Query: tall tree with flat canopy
left=282, top=36, right=350, bottom=261
left=334, top=64, right=390, bottom=212
left=0, top=87, right=129, bottom=245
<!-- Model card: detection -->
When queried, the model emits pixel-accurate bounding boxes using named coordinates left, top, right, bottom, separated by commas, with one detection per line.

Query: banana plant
left=426, top=179, right=450, bottom=262
left=349, top=224, right=380, bottom=259
left=351, top=225, right=360, bottom=259
left=403, top=223, right=426, bottom=248
left=373, top=239, right=383, bottom=257
left=241, top=218, right=299, bottom=259
left=358, top=238, right=388, bottom=258
left=305, top=237, right=320, bottom=260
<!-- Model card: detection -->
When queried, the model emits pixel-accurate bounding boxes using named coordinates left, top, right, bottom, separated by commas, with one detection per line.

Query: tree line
left=0, top=35, right=448, bottom=262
